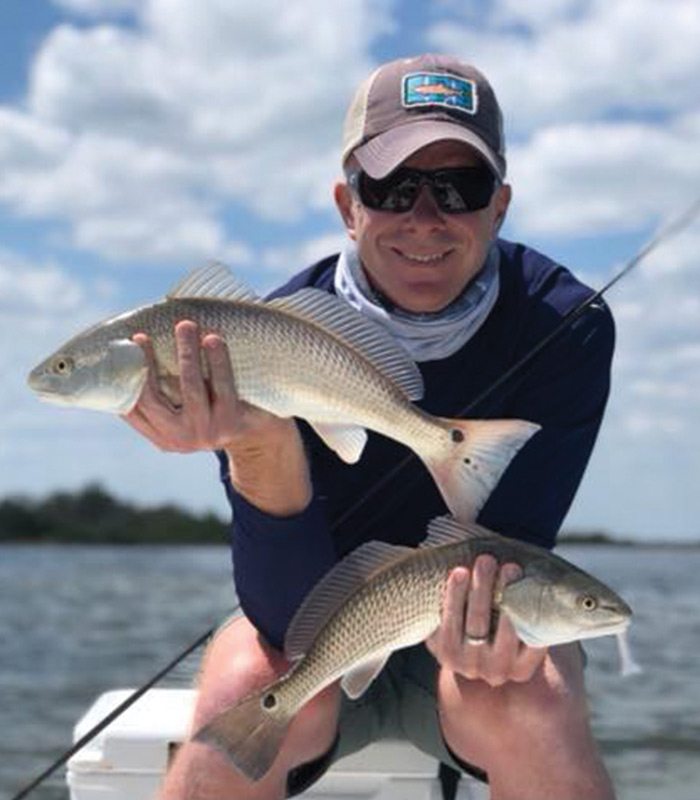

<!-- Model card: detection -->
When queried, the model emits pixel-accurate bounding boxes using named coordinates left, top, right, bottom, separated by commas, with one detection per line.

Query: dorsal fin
left=422, top=515, right=500, bottom=548
left=167, top=262, right=259, bottom=303
left=284, top=541, right=415, bottom=660
left=268, top=290, right=423, bottom=401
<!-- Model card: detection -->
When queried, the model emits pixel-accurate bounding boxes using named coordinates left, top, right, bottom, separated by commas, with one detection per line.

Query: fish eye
left=578, top=594, right=598, bottom=612
left=52, top=355, right=74, bottom=375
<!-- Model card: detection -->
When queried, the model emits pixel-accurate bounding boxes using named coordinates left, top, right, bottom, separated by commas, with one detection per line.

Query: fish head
left=499, top=567, right=632, bottom=648
left=28, top=334, right=147, bottom=415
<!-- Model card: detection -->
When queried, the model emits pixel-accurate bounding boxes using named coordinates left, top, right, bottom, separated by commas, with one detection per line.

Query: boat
left=67, top=688, right=490, bottom=799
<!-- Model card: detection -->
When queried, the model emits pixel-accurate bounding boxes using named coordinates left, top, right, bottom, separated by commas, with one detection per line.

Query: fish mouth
left=518, top=617, right=630, bottom=647
left=27, top=371, right=45, bottom=391
left=569, top=618, right=631, bottom=643
left=29, top=389, right=76, bottom=406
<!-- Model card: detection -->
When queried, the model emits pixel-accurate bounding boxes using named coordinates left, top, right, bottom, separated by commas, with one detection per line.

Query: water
left=1, top=543, right=699, bottom=800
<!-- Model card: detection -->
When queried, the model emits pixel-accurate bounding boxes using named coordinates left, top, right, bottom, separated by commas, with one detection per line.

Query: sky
left=1, top=0, right=699, bottom=542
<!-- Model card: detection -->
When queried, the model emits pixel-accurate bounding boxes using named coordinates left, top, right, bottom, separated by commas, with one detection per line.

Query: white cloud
left=257, top=230, right=347, bottom=292
left=601, top=220, right=700, bottom=459
left=2, top=0, right=699, bottom=540
left=0, top=0, right=391, bottom=264
left=488, top=0, right=588, bottom=28
left=430, top=0, right=700, bottom=129
left=507, top=115, right=700, bottom=235
left=427, top=1, right=700, bottom=245
left=0, top=250, right=120, bottom=452
left=641, top=226, right=700, bottom=278
left=0, top=108, right=69, bottom=167
left=0, top=251, right=86, bottom=315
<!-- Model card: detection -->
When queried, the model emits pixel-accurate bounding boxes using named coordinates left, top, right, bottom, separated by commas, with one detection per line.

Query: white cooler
left=67, top=688, right=489, bottom=799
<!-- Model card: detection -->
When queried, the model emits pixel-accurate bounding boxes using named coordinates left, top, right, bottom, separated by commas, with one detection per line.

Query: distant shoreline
left=557, top=536, right=700, bottom=549
left=1, top=484, right=698, bottom=548
left=0, top=484, right=227, bottom=545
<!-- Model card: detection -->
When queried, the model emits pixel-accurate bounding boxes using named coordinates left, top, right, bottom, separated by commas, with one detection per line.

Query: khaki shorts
left=287, top=643, right=488, bottom=796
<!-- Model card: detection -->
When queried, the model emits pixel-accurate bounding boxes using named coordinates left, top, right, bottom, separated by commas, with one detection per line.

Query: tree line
left=0, top=484, right=228, bottom=544
left=1, top=484, right=657, bottom=546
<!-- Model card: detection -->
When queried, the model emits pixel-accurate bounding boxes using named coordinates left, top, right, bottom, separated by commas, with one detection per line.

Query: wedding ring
left=465, top=633, right=489, bottom=646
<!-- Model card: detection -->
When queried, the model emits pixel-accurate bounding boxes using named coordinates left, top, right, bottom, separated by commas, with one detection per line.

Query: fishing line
left=13, top=196, right=700, bottom=798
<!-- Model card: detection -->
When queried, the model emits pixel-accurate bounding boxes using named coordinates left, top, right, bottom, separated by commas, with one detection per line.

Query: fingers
left=427, top=567, right=469, bottom=661
left=124, top=323, right=231, bottom=452
left=464, top=555, right=497, bottom=643
left=176, top=321, right=209, bottom=413
left=430, top=557, right=548, bottom=687
left=202, top=332, right=238, bottom=402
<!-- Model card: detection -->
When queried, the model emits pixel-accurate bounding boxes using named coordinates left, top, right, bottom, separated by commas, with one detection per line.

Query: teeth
left=400, top=251, right=447, bottom=263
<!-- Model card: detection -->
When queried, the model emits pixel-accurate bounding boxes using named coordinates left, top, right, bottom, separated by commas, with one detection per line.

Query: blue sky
left=1, top=0, right=699, bottom=541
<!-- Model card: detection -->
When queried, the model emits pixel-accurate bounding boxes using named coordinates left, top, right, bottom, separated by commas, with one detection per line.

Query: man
left=126, top=55, right=616, bottom=799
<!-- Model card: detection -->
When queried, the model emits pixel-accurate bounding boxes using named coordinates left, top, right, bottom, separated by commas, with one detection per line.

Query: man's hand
left=123, top=320, right=312, bottom=516
left=124, top=320, right=291, bottom=452
left=426, top=556, right=547, bottom=687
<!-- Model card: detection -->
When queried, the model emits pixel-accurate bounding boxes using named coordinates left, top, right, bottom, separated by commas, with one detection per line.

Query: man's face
left=335, top=140, right=511, bottom=313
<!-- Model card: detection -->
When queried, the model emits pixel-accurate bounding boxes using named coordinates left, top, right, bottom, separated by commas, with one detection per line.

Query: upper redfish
left=28, top=262, right=540, bottom=522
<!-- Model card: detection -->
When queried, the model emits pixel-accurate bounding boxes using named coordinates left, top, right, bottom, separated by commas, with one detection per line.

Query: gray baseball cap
left=342, top=54, right=506, bottom=180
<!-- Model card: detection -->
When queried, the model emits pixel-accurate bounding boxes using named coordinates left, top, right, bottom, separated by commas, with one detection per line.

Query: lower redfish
left=195, top=515, right=633, bottom=782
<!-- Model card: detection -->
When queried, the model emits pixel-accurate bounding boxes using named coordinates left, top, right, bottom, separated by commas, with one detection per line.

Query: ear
left=334, top=181, right=358, bottom=241
left=492, top=183, right=511, bottom=235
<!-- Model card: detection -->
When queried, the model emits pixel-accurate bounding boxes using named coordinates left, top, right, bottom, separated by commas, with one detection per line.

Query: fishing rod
left=11, top=196, right=700, bottom=799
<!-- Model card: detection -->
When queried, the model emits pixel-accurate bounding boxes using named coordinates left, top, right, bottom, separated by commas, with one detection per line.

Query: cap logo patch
left=403, top=72, right=478, bottom=114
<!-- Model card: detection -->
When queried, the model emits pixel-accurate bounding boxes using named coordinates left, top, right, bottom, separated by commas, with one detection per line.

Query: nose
left=404, top=185, right=445, bottom=227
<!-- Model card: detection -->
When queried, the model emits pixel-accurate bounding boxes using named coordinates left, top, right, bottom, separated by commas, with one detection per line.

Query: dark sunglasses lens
left=356, top=167, right=495, bottom=213
left=358, top=170, right=419, bottom=212
left=434, top=168, right=495, bottom=212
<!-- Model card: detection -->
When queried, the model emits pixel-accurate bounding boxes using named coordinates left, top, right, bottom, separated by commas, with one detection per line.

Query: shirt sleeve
left=215, top=450, right=336, bottom=651
left=478, top=300, right=615, bottom=548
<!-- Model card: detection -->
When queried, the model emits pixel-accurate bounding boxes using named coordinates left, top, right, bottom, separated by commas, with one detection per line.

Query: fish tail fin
left=194, top=690, right=293, bottom=782
left=423, top=418, right=540, bottom=522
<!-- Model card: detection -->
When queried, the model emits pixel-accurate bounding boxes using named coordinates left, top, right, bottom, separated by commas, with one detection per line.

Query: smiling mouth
left=392, top=248, right=453, bottom=264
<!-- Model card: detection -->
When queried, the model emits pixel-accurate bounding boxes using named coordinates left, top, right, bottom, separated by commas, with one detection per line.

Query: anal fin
left=341, top=653, right=391, bottom=699
left=309, top=421, right=368, bottom=464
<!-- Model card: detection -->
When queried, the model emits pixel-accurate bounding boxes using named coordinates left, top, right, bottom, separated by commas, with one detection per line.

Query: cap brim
left=352, top=120, right=505, bottom=180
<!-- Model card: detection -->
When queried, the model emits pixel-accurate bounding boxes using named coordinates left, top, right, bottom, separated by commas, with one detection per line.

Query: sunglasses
left=348, top=165, right=497, bottom=214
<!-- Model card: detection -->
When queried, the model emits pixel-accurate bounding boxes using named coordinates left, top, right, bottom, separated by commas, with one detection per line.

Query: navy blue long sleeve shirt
left=218, top=239, right=615, bottom=649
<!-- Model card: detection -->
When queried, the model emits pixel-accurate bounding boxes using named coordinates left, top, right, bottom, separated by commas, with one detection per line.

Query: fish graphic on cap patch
left=413, top=83, right=460, bottom=97
left=403, top=72, right=477, bottom=113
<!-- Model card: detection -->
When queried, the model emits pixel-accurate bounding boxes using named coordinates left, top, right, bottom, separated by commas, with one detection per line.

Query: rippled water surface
left=1, top=543, right=698, bottom=800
